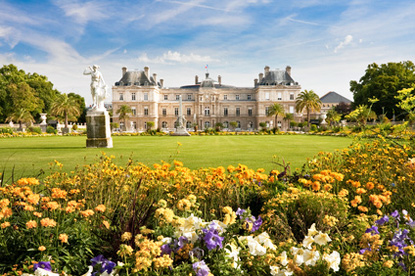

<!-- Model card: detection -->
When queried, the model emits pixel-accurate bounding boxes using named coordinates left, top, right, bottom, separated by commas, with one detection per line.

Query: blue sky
left=1, top=0, right=414, bottom=105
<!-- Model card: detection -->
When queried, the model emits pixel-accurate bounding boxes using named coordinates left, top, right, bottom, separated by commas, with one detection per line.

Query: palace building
left=111, top=65, right=304, bottom=131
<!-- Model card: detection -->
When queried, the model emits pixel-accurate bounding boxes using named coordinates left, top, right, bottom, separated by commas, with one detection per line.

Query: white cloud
left=138, top=51, right=219, bottom=64
left=334, top=34, right=353, bottom=53
left=53, top=0, right=109, bottom=25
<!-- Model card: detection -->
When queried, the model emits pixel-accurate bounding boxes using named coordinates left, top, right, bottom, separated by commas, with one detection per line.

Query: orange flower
left=356, top=188, right=367, bottom=195
left=51, top=188, right=67, bottom=199
left=358, top=206, right=368, bottom=212
left=1, top=222, right=10, bottom=229
left=95, top=204, right=106, bottom=213
left=33, top=212, right=43, bottom=218
left=40, top=218, right=57, bottom=227
left=26, top=220, right=38, bottom=229
left=0, top=199, right=10, bottom=208
left=59, top=233, right=68, bottom=243
left=27, top=194, right=40, bottom=205
left=366, top=182, right=375, bottom=190
left=38, top=246, right=46, bottom=251
left=1, top=207, right=12, bottom=219
left=80, top=209, right=95, bottom=217
left=46, top=201, right=60, bottom=211
left=103, top=220, right=110, bottom=229
left=324, top=184, right=333, bottom=192
left=312, top=181, right=321, bottom=191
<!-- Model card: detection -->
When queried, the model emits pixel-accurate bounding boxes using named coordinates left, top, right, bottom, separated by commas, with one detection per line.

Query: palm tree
left=51, top=94, right=81, bottom=129
left=326, top=108, right=341, bottom=126
left=283, top=113, right=294, bottom=129
left=116, top=105, right=132, bottom=131
left=295, top=90, right=322, bottom=127
left=6, top=108, right=34, bottom=131
left=267, top=103, right=285, bottom=129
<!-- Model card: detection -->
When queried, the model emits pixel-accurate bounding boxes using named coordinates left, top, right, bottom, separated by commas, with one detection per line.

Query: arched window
left=186, top=121, right=192, bottom=128
left=236, top=121, right=241, bottom=128
left=248, top=121, right=253, bottom=129
left=204, top=121, right=210, bottom=129
left=162, top=121, right=168, bottom=128
left=223, top=121, right=229, bottom=128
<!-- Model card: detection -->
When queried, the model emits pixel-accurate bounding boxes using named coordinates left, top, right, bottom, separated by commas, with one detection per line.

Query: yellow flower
left=383, top=260, right=393, bottom=268
left=26, top=220, right=38, bottom=229
left=40, top=218, right=57, bottom=228
left=38, top=246, right=46, bottom=252
left=103, top=220, right=110, bottom=229
left=95, top=204, right=106, bottom=213
left=177, top=199, right=192, bottom=211
left=117, top=244, right=134, bottom=257
left=1, top=221, right=11, bottom=228
left=121, top=232, right=133, bottom=242
left=80, top=209, right=95, bottom=217
left=59, top=233, right=69, bottom=243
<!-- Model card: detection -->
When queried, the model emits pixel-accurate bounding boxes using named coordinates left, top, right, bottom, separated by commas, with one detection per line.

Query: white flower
left=314, top=231, right=332, bottom=246
left=81, top=266, right=93, bottom=276
left=255, top=232, right=276, bottom=251
left=270, top=265, right=280, bottom=276
left=279, top=251, right=289, bottom=266
left=209, top=220, right=228, bottom=234
left=34, top=268, right=60, bottom=276
left=290, top=247, right=305, bottom=265
left=307, top=223, right=318, bottom=236
left=302, top=235, right=314, bottom=249
left=225, top=243, right=241, bottom=269
left=303, top=249, right=320, bottom=266
left=247, top=237, right=267, bottom=256
left=323, top=251, right=341, bottom=272
left=161, top=237, right=172, bottom=244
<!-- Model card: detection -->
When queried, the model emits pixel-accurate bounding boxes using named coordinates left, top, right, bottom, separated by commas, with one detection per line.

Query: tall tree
left=116, top=105, right=132, bottom=130
left=295, top=90, right=322, bottom=126
left=6, top=108, right=34, bottom=130
left=326, top=108, right=341, bottom=126
left=68, top=92, right=86, bottom=123
left=350, top=61, right=415, bottom=119
left=267, top=103, right=285, bottom=129
left=51, top=94, right=81, bottom=129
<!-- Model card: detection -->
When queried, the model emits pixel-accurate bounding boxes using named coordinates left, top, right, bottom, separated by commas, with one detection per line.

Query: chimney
left=254, top=78, right=258, bottom=86
left=218, top=75, right=222, bottom=86
left=264, top=66, right=270, bottom=77
left=286, top=65, right=292, bottom=76
left=160, top=79, right=164, bottom=88
left=122, top=67, right=127, bottom=76
left=205, top=72, right=209, bottom=79
left=259, top=73, right=264, bottom=80
left=153, top=73, right=157, bottom=84
left=144, top=66, right=149, bottom=77
left=195, top=75, right=199, bottom=84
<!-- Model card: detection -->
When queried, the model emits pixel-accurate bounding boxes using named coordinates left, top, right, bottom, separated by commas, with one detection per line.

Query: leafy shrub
left=72, top=124, right=78, bottom=131
left=46, top=126, right=57, bottom=134
left=0, top=127, right=13, bottom=134
left=310, top=124, right=318, bottom=132
left=28, top=126, right=42, bottom=134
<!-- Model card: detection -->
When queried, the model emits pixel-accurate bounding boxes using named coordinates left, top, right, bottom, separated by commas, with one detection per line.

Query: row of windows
left=119, top=92, right=296, bottom=102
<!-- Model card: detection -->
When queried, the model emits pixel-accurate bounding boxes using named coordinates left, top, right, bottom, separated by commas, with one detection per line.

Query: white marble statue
left=83, top=65, right=107, bottom=111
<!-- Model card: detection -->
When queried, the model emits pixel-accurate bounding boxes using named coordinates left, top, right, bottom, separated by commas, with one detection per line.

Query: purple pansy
left=202, top=228, right=224, bottom=251
left=236, top=208, right=246, bottom=217
left=192, top=260, right=211, bottom=276
left=365, top=225, right=379, bottom=236
left=375, top=215, right=389, bottom=226
left=33, top=262, right=52, bottom=272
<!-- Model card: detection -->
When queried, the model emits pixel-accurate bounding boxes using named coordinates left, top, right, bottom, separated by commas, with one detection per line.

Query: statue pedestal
left=86, top=109, right=113, bottom=148
left=171, top=126, right=190, bottom=136
left=40, top=123, right=47, bottom=133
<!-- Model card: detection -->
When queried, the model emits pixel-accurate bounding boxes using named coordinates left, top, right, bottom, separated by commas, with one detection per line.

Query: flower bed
left=1, top=136, right=415, bottom=275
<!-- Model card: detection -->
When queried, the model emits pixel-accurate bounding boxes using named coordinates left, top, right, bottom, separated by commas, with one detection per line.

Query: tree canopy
left=295, top=90, right=321, bottom=126
left=0, top=64, right=85, bottom=124
left=350, top=61, right=415, bottom=119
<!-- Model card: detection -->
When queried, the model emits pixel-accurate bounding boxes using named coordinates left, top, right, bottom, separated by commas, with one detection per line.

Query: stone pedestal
left=171, top=126, right=190, bottom=136
left=86, top=109, right=113, bottom=148
left=40, top=124, right=47, bottom=133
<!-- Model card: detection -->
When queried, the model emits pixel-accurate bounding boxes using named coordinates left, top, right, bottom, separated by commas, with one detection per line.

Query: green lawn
left=0, top=135, right=353, bottom=181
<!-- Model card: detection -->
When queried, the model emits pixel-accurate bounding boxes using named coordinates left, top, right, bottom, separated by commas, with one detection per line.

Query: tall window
left=247, top=94, right=252, bottom=100
left=265, top=92, right=270, bottom=100
left=236, top=107, right=240, bottom=116
left=290, top=93, right=294, bottom=100
left=204, top=121, right=210, bottom=128
left=186, top=121, right=192, bottom=128
left=205, top=107, right=210, bottom=116
left=289, top=106, right=294, bottom=114
left=236, top=121, right=241, bottom=128
left=144, top=107, right=149, bottom=116
left=265, top=106, right=269, bottom=115
left=236, top=94, right=240, bottom=100
left=162, top=108, right=167, bottom=116
left=223, top=121, right=229, bottom=128
left=144, top=93, right=148, bottom=101
left=132, top=107, right=136, bottom=116
left=175, top=108, right=179, bottom=116
left=224, top=95, right=228, bottom=100
left=162, top=121, right=167, bottom=128
left=119, top=93, right=124, bottom=101
left=164, top=94, right=168, bottom=100
left=187, top=107, right=191, bottom=116
left=224, top=108, right=228, bottom=116
left=248, top=108, right=253, bottom=116
left=187, top=94, right=192, bottom=100
left=277, top=92, right=282, bottom=101
left=176, top=95, right=180, bottom=100
left=132, top=93, right=136, bottom=101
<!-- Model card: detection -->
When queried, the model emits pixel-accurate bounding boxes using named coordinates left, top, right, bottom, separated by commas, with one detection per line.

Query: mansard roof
left=180, top=73, right=235, bottom=89
left=320, top=91, right=352, bottom=103
left=114, top=70, right=158, bottom=87
left=258, top=69, right=296, bottom=86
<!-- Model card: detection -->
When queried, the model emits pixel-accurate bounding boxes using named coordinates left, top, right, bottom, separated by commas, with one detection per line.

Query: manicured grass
left=0, top=135, right=353, bottom=181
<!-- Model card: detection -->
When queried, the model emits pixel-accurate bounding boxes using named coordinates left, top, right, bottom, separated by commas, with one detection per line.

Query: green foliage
left=0, top=127, right=13, bottom=134
left=46, top=126, right=57, bottom=134
left=351, top=61, right=415, bottom=120
left=72, top=124, right=78, bottom=131
left=147, top=121, right=155, bottom=131
left=116, top=105, right=132, bottom=130
left=110, top=122, right=119, bottom=130
left=267, top=103, right=285, bottom=127
left=295, top=90, right=322, bottom=126
left=51, top=94, right=81, bottom=129
left=27, top=126, right=42, bottom=134
left=345, top=104, right=377, bottom=127
left=310, top=124, right=318, bottom=132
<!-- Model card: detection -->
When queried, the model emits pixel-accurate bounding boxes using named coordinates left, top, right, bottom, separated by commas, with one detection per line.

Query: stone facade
left=112, top=66, right=303, bottom=131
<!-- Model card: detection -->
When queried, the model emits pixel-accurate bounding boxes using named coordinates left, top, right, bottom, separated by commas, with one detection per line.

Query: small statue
left=83, top=65, right=107, bottom=110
